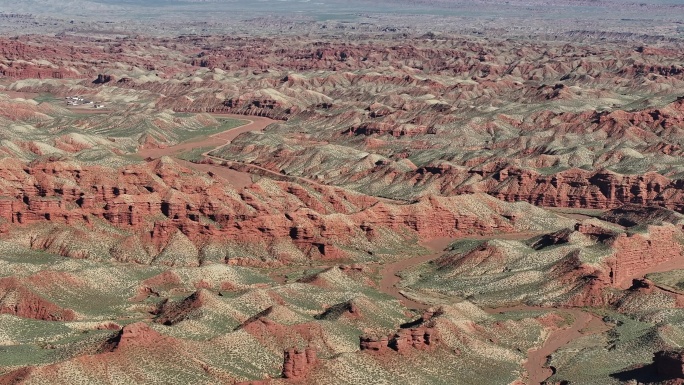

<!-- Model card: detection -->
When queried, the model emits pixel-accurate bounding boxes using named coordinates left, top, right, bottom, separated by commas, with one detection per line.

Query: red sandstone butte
left=282, top=347, right=317, bottom=380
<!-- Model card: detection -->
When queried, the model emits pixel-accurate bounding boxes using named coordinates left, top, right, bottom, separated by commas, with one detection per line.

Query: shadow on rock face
left=610, top=363, right=660, bottom=383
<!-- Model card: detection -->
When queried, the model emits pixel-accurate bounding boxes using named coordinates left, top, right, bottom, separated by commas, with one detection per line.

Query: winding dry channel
left=138, top=114, right=277, bottom=189
left=138, top=114, right=406, bottom=206
left=378, top=232, right=609, bottom=385
left=138, top=113, right=610, bottom=384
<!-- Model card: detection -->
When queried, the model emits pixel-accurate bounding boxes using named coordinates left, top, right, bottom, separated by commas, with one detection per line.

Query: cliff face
left=479, top=168, right=684, bottom=212
left=0, top=157, right=539, bottom=265
left=605, top=225, right=684, bottom=288
left=555, top=222, right=684, bottom=305
left=360, top=326, right=439, bottom=354
left=282, top=347, right=318, bottom=380
left=360, top=309, right=440, bottom=354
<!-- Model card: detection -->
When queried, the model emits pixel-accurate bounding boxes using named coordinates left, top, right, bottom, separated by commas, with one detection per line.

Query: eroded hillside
left=1, top=31, right=684, bottom=384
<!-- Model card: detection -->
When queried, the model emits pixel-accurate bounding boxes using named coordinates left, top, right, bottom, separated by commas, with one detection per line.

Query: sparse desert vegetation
left=1, top=1, right=684, bottom=384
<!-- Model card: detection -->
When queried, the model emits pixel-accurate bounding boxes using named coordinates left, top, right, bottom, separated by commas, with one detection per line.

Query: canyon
left=1, top=6, right=684, bottom=384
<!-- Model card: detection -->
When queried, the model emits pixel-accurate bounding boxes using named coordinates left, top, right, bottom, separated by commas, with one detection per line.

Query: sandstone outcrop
left=154, top=289, right=212, bottom=325
left=282, top=347, right=317, bottom=380
left=0, top=277, right=77, bottom=321
left=548, top=221, right=684, bottom=307
left=360, top=309, right=440, bottom=353
left=104, top=322, right=166, bottom=351
left=359, top=335, right=391, bottom=352
left=604, top=225, right=684, bottom=288
left=4, top=30, right=684, bottom=385
left=344, top=122, right=430, bottom=137
left=360, top=326, right=439, bottom=354
left=482, top=168, right=684, bottom=212
left=0, top=157, right=538, bottom=264
left=95, top=322, right=178, bottom=360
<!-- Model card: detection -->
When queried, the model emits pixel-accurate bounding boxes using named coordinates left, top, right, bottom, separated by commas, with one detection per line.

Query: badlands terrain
left=1, top=1, right=684, bottom=384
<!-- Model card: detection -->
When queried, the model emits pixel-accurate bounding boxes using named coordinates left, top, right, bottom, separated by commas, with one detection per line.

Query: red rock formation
left=0, top=277, right=77, bottom=321
left=154, top=289, right=211, bottom=325
left=0, top=157, right=525, bottom=264
left=360, top=335, right=392, bottom=352
left=532, top=245, right=612, bottom=308
left=541, top=221, right=684, bottom=306
left=361, top=309, right=440, bottom=353
left=575, top=223, right=616, bottom=240
left=282, top=347, right=317, bottom=380
left=390, top=327, right=440, bottom=352
left=115, top=322, right=165, bottom=348
left=361, top=326, right=439, bottom=354
left=605, top=225, right=684, bottom=288
left=479, top=168, right=684, bottom=212
left=344, top=122, right=429, bottom=137
left=314, top=299, right=362, bottom=320
left=99, top=322, right=168, bottom=354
